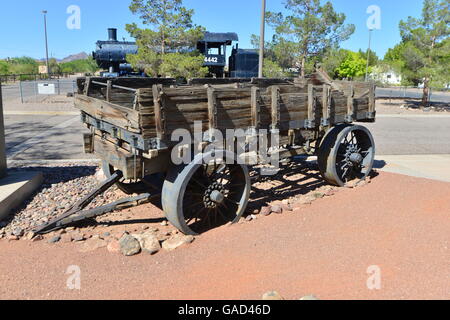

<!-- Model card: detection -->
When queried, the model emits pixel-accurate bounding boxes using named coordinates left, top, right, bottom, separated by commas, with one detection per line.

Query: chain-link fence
left=1, top=79, right=77, bottom=103
left=376, top=86, right=450, bottom=104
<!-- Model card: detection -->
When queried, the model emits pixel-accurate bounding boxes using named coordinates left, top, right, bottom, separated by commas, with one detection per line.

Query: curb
left=0, top=171, right=44, bottom=221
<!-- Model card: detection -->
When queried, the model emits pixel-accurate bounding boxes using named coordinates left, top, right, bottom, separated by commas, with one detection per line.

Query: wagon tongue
left=33, top=171, right=159, bottom=236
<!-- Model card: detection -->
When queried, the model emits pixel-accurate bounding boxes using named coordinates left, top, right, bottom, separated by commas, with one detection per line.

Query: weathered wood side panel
left=75, top=94, right=141, bottom=133
left=76, top=76, right=375, bottom=144
left=93, top=135, right=142, bottom=179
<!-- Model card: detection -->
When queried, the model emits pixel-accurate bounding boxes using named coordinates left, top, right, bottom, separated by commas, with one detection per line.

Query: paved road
left=4, top=114, right=92, bottom=161
left=4, top=113, right=450, bottom=161
left=365, top=115, right=450, bottom=155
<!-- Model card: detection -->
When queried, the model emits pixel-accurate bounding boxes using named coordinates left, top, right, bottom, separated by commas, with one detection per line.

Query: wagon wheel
left=318, top=125, right=375, bottom=187
left=162, top=151, right=251, bottom=235
left=102, top=161, right=164, bottom=195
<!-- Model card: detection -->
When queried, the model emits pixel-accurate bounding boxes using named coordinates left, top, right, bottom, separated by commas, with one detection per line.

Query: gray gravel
left=0, top=162, right=123, bottom=239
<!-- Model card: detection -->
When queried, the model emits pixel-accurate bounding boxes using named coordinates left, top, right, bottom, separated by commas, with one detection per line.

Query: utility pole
left=258, top=0, right=266, bottom=78
left=0, top=80, right=6, bottom=178
left=365, top=29, right=373, bottom=82
left=42, top=10, right=50, bottom=78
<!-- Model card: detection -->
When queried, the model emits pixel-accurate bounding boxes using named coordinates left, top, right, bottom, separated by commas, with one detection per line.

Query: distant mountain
left=37, top=52, right=90, bottom=63
left=59, top=52, right=89, bottom=63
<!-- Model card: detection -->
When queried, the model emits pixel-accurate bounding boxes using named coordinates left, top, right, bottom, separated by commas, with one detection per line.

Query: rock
left=160, top=220, right=169, bottom=227
left=271, top=205, right=283, bottom=214
left=48, top=236, right=61, bottom=244
left=260, top=206, right=272, bottom=216
left=78, top=237, right=107, bottom=253
left=107, top=240, right=121, bottom=254
left=281, top=204, right=293, bottom=212
left=245, top=215, right=254, bottom=222
left=162, top=235, right=195, bottom=251
left=299, top=295, right=319, bottom=301
left=132, top=233, right=161, bottom=255
left=345, top=179, right=359, bottom=189
left=95, top=169, right=107, bottom=182
left=12, top=227, right=24, bottom=237
left=312, top=192, right=325, bottom=199
left=356, top=180, right=368, bottom=187
left=24, top=232, right=35, bottom=241
left=32, top=235, right=44, bottom=242
left=61, top=234, right=72, bottom=243
left=262, top=291, right=284, bottom=301
left=119, top=235, right=141, bottom=256
left=71, top=233, right=85, bottom=242
left=298, top=196, right=314, bottom=205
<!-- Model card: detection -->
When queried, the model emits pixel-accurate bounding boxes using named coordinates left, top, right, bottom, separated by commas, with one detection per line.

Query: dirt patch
left=0, top=172, right=448, bottom=300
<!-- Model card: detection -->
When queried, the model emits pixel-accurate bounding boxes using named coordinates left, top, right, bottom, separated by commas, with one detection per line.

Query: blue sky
left=0, top=0, right=424, bottom=60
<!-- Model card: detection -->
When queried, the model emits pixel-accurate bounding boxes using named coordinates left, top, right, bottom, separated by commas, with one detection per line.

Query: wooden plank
left=83, top=77, right=91, bottom=96
left=106, top=80, right=112, bottom=102
left=307, top=84, right=316, bottom=128
left=369, top=83, right=376, bottom=113
left=347, top=84, right=355, bottom=122
left=271, top=86, right=280, bottom=130
left=207, top=87, right=218, bottom=130
left=152, top=85, right=165, bottom=140
left=322, top=84, right=331, bottom=126
left=75, top=94, right=141, bottom=133
left=89, top=77, right=176, bottom=89
left=251, top=87, right=261, bottom=129
left=83, top=133, right=94, bottom=154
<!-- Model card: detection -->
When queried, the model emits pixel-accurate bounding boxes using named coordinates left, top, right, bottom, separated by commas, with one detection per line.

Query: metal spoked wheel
left=162, top=151, right=251, bottom=235
left=318, top=125, right=375, bottom=187
left=102, top=161, right=164, bottom=195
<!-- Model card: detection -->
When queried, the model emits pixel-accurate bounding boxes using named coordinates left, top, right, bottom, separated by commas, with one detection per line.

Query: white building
left=370, top=68, right=402, bottom=85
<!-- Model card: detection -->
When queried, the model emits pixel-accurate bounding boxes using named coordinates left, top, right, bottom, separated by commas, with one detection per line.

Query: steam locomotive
left=93, top=28, right=259, bottom=78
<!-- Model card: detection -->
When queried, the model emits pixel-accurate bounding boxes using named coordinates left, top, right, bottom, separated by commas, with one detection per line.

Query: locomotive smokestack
left=108, top=28, right=118, bottom=42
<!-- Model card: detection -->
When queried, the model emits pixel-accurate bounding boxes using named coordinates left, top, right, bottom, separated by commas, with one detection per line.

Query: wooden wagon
left=73, top=73, right=376, bottom=235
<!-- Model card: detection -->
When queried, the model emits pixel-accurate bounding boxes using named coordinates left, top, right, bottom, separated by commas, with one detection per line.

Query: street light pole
left=42, top=10, right=50, bottom=78
left=365, top=29, right=373, bottom=82
left=258, top=0, right=266, bottom=78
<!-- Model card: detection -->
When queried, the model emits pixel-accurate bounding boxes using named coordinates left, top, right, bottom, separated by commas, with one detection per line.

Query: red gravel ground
left=0, top=172, right=448, bottom=300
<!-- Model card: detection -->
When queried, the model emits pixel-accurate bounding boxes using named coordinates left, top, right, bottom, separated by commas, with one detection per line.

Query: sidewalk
left=375, top=155, right=450, bottom=183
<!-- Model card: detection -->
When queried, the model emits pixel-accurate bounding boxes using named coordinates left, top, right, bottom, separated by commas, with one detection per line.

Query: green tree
left=8, top=57, right=39, bottom=74
left=251, top=34, right=298, bottom=76
left=335, top=51, right=368, bottom=79
left=266, top=0, right=355, bottom=77
left=0, top=60, right=8, bottom=74
left=320, top=48, right=350, bottom=78
left=263, top=59, right=290, bottom=78
left=48, top=58, right=61, bottom=74
left=126, top=0, right=208, bottom=78
left=60, top=57, right=99, bottom=74
left=399, top=0, right=450, bottom=105
left=358, top=49, right=379, bottom=67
